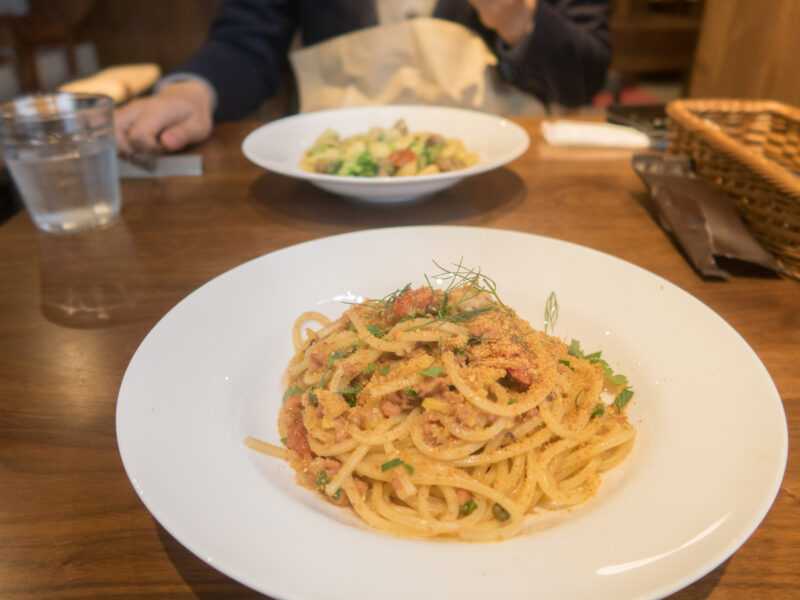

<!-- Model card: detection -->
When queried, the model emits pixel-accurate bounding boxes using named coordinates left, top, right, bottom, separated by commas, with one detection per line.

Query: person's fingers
left=113, top=101, right=146, bottom=155
left=465, top=0, right=535, bottom=44
left=124, top=97, right=196, bottom=152
left=112, top=81, right=214, bottom=154
left=115, top=127, right=134, bottom=156
left=158, top=111, right=212, bottom=152
left=114, top=100, right=145, bottom=132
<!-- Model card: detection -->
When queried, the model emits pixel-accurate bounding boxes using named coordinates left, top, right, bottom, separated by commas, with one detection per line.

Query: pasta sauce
left=247, top=265, right=636, bottom=541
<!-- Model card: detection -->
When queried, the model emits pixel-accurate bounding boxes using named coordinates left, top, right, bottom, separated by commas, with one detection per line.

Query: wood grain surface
left=689, top=0, right=800, bottom=105
left=0, top=119, right=797, bottom=599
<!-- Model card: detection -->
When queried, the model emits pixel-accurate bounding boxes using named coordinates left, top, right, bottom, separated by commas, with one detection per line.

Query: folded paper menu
left=633, top=154, right=783, bottom=279
left=59, top=64, right=161, bottom=105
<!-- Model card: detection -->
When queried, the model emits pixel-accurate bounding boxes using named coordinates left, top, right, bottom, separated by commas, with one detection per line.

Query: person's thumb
left=159, top=112, right=212, bottom=152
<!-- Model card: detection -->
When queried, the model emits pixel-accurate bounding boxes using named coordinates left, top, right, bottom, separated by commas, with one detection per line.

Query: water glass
left=0, top=93, right=121, bottom=234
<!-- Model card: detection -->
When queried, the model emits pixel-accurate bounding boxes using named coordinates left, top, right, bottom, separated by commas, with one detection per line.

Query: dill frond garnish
left=511, top=333, right=537, bottom=356
left=544, top=291, right=558, bottom=334
left=429, top=258, right=506, bottom=308
left=347, top=260, right=515, bottom=333
left=358, top=283, right=412, bottom=312
left=395, top=259, right=513, bottom=331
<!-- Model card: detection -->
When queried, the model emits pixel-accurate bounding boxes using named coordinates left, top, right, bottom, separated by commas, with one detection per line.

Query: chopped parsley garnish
left=339, top=384, right=362, bottom=407
left=315, top=470, right=331, bottom=489
left=318, top=350, right=344, bottom=390
left=614, top=388, right=634, bottom=413
left=567, top=340, right=633, bottom=413
left=492, top=503, right=510, bottom=522
left=331, top=488, right=343, bottom=501
left=280, top=436, right=287, bottom=445
left=282, top=385, right=303, bottom=403
left=381, top=458, right=404, bottom=472
left=590, top=403, right=605, bottom=418
left=419, top=365, right=444, bottom=377
left=558, top=359, right=574, bottom=371
left=363, top=363, right=378, bottom=375
left=308, top=389, right=319, bottom=407
left=404, top=388, right=420, bottom=399
left=507, top=398, right=518, bottom=404
left=379, top=458, right=414, bottom=474
left=365, top=324, right=386, bottom=338
left=568, top=339, right=629, bottom=386
left=603, top=369, right=629, bottom=386
left=459, top=499, right=478, bottom=515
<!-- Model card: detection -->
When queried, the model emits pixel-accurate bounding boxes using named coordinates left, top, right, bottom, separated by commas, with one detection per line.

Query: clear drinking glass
left=0, top=93, right=121, bottom=234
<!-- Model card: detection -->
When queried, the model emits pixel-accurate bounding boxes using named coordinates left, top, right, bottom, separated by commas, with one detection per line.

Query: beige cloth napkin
left=289, top=17, right=545, bottom=116
left=59, top=64, right=161, bottom=105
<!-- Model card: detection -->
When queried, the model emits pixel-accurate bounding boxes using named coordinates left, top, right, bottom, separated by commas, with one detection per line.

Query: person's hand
left=467, top=0, right=537, bottom=45
left=114, top=80, right=214, bottom=155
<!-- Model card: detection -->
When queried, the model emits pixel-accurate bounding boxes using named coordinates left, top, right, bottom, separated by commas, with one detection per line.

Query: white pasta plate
left=241, top=105, right=529, bottom=203
left=116, top=226, right=787, bottom=600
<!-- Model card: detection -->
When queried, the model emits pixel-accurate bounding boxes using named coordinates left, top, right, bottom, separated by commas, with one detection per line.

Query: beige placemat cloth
left=290, top=17, right=545, bottom=116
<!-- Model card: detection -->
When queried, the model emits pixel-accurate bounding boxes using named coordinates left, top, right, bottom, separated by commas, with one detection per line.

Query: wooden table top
left=0, top=119, right=797, bottom=599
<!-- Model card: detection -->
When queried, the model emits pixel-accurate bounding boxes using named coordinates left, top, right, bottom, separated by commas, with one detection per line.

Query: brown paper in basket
left=632, top=154, right=783, bottom=279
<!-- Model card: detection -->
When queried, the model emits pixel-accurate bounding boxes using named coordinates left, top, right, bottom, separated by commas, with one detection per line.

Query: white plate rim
left=116, top=225, right=788, bottom=600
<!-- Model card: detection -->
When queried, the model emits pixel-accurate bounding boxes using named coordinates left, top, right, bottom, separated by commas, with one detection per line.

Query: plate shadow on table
left=155, top=521, right=270, bottom=599
left=246, top=168, right=526, bottom=229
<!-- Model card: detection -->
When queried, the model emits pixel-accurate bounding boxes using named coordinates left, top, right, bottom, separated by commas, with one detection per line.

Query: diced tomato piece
left=286, top=421, right=313, bottom=457
left=388, top=149, right=416, bottom=167
left=392, top=286, right=435, bottom=317
left=507, top=367, right=533, bottom=389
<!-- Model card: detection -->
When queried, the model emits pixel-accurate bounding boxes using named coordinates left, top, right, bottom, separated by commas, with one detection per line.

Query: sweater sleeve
left=492, top=0, right=611, bottom=107
left=174, top=0, right=298, bottom=121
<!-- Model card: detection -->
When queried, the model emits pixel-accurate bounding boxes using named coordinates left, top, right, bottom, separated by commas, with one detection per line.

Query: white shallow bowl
left=241, top=105, right=530, bottom=203
left=117, top=226, right=787, bottom=600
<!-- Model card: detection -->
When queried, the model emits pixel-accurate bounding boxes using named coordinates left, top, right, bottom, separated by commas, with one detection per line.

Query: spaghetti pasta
left=249, top=264, right=636, bottom=541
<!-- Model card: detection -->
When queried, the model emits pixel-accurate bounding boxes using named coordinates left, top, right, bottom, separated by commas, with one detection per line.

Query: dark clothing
left=178, top=0, right=611, bottom=121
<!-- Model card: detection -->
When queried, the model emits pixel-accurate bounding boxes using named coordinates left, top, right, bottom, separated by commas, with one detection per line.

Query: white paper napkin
left=541, top=119, right=652, bottom=148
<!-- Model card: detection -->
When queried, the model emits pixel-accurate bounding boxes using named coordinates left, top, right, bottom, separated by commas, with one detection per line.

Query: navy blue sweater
left=178, top=0, right=610, bottom=120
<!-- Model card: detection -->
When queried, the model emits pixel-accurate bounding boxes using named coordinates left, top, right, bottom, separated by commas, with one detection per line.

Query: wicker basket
left=666, top=98, right=800, bottom=280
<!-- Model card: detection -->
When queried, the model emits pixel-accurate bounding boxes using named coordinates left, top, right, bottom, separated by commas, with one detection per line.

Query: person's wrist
left=159, top=80, right=214, bottom=116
